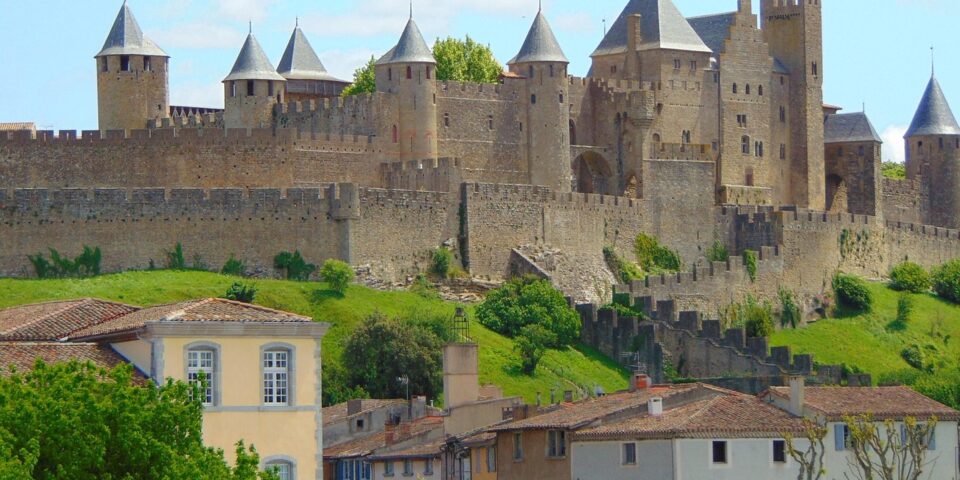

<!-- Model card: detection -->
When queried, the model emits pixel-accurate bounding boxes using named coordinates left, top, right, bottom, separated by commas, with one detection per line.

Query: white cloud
left=215, top=0, right=278, bottom=23
left=153, top=22, right=246, bottom=49
left=319, top=48, right=382, bottom=81
left=881, top=124, right=907, bottom=163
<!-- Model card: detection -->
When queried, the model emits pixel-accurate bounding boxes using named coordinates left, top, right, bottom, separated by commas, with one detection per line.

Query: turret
left=277, top=23, right=350, bottom=101
left=761, top=0, right=825, bottom=210
left=904, top=74, right=960, bottom=228
left=508, top=7, right=572, bottom=193
left=222, top=28, right=286, bottom=130
left=375, top=15, right=438, bottom=161
left=95, top=1, right=169, bottom=132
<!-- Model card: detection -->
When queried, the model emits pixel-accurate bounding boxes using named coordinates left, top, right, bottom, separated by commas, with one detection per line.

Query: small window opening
left=268, top=81, right=274, bottom=97
left=230, top=81, right=237, bottom=98
left=741, top=136, right=750, bottom=154
left=780, top=76, right=785, bottom=85
left=758, top=85, right=763, bottom=96
left=940, top=138, right=944, bottom=150
left=773, top=440, right=786, bottom=463
left=392, top=125, right=398, bottom=143
left=388, top=68, right=393, bottom=81
left=247, top=80, right=255, bottom=96
left=426, top=66, right=431, bottom=79
left=444, top=113, right=450, bottom=127
left=549, top=64, right=554, bottom=77
left=812, top=62, right=818, bottom=76
left=406, top=66, right=412, bottom=79
left=712, top=441, right=728, bottom=464
left=144, top=56, right=152, bottom=72
left=356, top=419, right=365, bottom=429
left=100, top=58, right=108, bottom=73
left=733, top=83, right=738, bottom=94
left=529, top=65, right=534, bottom=78
left=488, top=115, right=494, bottom=130
left=622, top=443, right=637, bottom=465
left=746, top=84, right=751, bottom=95
left=859, top=145, right=865, bottom=156
left=780, top=106, right=786, bottom=122
left=559, top=93, right=564, bottom=103
left=531, top=94, right=537, bottom=104
left=120, top=55, right=131, bottom=72
left=780, top=144, right=786, bottom=160
left=519, top=122, right=523, bottom=132
left=673, top=59, right=681, bottom=70
left=611, top=65, right=617, bottom=74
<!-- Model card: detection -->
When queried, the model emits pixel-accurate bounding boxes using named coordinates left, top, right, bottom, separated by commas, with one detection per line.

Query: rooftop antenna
left=603, top=18, right=607, bottom=36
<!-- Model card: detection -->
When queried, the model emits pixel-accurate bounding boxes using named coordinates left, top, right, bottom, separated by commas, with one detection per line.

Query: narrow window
left=741, top=136, right=750, bottom=155
left=780, top=144, right=786, bottom=160
left=547, top=430, right=567, bottom=458
left=356, top=418, right=365, bottom=430
left=187, top=349, right=215, bottom=406
left=711, top=440, right=728, bottom=464
left=758, top=85, right=763, bottom=96
left=529, top=65, right=534, bottom=78
left=486, top=447, right=496, bottom=472
left=713, top=72, right=719, bottom=83
left=835, top=425, right=852, bottom=451
left=940, top=137, right=944, bottom=150
left=476, top=451, right=483, bottom=473
left=746, top=84, right=751, bottom=95
left=780, top=106, right=786, bottom=122
left=385, top=461, right=395, bottom=476
left=263, top=349, right=289, bottom=405
left=444, top=113, right=450, bottom=127
left=513, top=432, right=523, bottom=460
left=773, top=440, right=786, bottom=463
left=406, top=66, right=412, bottom=80
left=531, top=94, right=537, bottom=104
left=812, top=62, right=818, bottom=76
left=230, top=81, right=237, bottom=98
left=120, top=55, right=131, bottom=72
left=424, top=459, right=433, bottom=475
left=488, top=115, right=494, bottom=130
left=622, top=443, right=637, bottom=465
left=388, top=68, right=393, bottom=81
left=549, top=64, right=554, bottom=77
left=247, top=80, right=255, bottom=96
left=426, top=66, right=431, bottom=79
left=559, top=93, right=564, bottom=104
left=392, top=125, right=398, bottom=143
left=519, top=122, right=523, bottom=132
left=780, top=76, right=785, bottom=85
left=403, top=460, right=413, bottom=475
left=690, top=60, right=697, bottom=71
left=611, top=65, right=617, bottom=74
left=838, top=147, right=844, bottom=156
left=268, top=81, right=274, bottom=97
left=100, top=58, right=108, bottom=72
left=673, top=58, right=681, bottom=70
left=144, top=56, right=152, bottom=72
left=266, top=461, right=293, bottom=480
left=733, top=83, right=738, bottom=94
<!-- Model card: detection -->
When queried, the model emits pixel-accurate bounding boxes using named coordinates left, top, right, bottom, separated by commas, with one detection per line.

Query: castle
left=1, top=0, right=959, bottom=306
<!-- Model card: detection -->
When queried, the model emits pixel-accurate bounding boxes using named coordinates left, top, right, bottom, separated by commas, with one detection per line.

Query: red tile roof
left=324, top=417, right=444, bottom=460
left=575, top=394, right=805, bottom=441
left=323, top=399, right=407, bottom=426
left=0, top=299, right=139, bottom=341
left=765, top=386, right=960, bottom=421
left=0, top=342, right=147, bottom=382
left=70, top=298, right=313, bottom=339
left=368, top=439, right=445, bottom=460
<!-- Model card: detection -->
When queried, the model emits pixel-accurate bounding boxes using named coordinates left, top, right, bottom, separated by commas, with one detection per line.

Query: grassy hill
left=0, top=271, right=628, bottom=403
left=771, top=282, right=960, bottom=406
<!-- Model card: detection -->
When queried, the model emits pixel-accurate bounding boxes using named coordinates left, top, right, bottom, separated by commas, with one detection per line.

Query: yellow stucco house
left=0, top=297, right=329, bottom=480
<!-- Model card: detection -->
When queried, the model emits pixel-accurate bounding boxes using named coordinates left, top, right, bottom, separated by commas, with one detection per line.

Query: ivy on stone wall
left=743, top=250, right=758, bottom=282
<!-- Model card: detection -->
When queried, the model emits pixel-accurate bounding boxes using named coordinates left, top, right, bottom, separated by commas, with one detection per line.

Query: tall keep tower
left=375, top=15, right=438, bottom=162
left=508, top=7, right=572, bottom=193
left=96, top=2, right=170, bottom=132
left=223, top=29, right=287, bottom=130
left=761, top=0, right=825, bottom=210
left=905, top=74, right=960, bottom=228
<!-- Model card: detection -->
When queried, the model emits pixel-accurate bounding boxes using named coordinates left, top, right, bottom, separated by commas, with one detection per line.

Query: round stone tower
left=904, top=74, right=960, bottom=228
left=374, top=15, right=438, bottom=162
left=508, top=7, right=572, bottom=193
left=223, top=27, right=287, bottom=130
left=96, top=1, right=170, bottom=132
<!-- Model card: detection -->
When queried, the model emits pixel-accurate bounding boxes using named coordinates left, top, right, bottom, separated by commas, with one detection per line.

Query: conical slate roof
left=277, top=27, right=347, bottom=82
left=905, top=76, right=960, bottom=137
left=592, top=0, right=710, bottom=57
left=224, top=33, right=286, bottom=82
left=96, top=2, right=168, bottom=58
left=377, top=19, right=435, bottom=65
left=508, top=10, right=568, bottom=65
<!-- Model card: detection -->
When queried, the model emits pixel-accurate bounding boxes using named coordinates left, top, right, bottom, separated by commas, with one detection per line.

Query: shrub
left=634, top=233, right=681, bottom=273
left=832, top=273, right=873, bottom=312
left=221, top=255, right=246, bottom=276
left=320, top=259, right=355, bottom=294
left=932, top=259, right=960, bottom=304
left=603, top=247, right=644, bottom=284
left=778, top=288, right=801, bottom=329
left=430, top=247, right=453, bottom=279
left=744, top=301, right=775, bottom=338
left=476, top=276, right=581, bottom=347
left=223, top=282, right=257, bottom=303
left=896, top=294, right=913, bottom=325
left=409, top=274, right=440, bottom=300
left=901, top=344, right=930, bottom=372
left=165, top=243, right=186, bottom=270
left=706, top=240, right=729, bottom=263
left=743, top=250, right=758, bottom=282
left=890, top=262, right=931, bottom=293
left=274, top=251, right=317, bottom=281
left=515, top=324, right=557, bottom=374
left=27, top=246, right=102, bottom=279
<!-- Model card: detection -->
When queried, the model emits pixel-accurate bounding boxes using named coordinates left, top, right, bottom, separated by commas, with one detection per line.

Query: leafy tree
left=743, top=249, right=758, bottom=282
left=166, top=242, right=187, bottom=270
left=321, top=361, right=369, bottom=407
left=342, top=313, right=444, bottom=399
left=843, top=414, right=937, bottom=480
left=882, top=161, right=906, bottom=179
left=341, top=56, right=376, bottom=96
left=274, top=251, right=317, bottom=281
left=320, top=259, right=354, bottom=294
left=221, top=255, right=246, bottom=276
left=932, top=259, right=960, bottom=304
left=783, top=418, right=828, bottom=480
left=514, top=324, right=556, bottom=374
left=744, top=300, right=775, bottom=338
left=890, top=262, right=931, bottom=293
left=832, top=273, right=873, bottom=312
left=430, top=247, right=453, bottom=279
left=0, top=360, right=277, bottom=480
left=433, top=36, right=502, bottom=83
left=476, top=276, right=581, bottom=347
left=224, top=282, right=257, bottom=303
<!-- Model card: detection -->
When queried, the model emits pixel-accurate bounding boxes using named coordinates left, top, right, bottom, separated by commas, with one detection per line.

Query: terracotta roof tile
left=323, top=399, right=407, bottom=426
left=765, top=386, right=960, bottom=421
left=0, top=299, right=139, bottom=341
left=369, top=439, right=445, bottom=460
left=324, top=417, right=444, bottom=460
left=70, top=298, right=312, bottom=339
left=576, top=394, right=805, bottom=441
left=0, top=342, right=147, bottom=382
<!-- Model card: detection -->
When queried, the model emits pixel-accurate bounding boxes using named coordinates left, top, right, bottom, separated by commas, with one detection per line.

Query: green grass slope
left=0, top=271, right=628, bottom=403
left=771, top=282, right=960, bottom=382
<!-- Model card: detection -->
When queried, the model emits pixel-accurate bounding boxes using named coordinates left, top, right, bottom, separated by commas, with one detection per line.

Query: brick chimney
left=347, top=399, right=363, bottom=416
left=629, top=374, right=651, bottom=393
left=384, top=422, right=397, bottom=445
left=399, top=421, right=412, bottom=439
left=788, top=376, right=805, bottom=417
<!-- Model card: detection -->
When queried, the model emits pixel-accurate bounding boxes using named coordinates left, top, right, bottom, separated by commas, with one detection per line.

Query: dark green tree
left=476, top=276, right=581, bottom=347
left=274, top=251, right=317, bottom=281
left=514, top=324, right=556, bottom=374
left=0, top=360, right=277, bottom=480
left=341, top=56, right=376, bottom=96
left=320, top=259, right=354, bottom=294
left=433, top=36, right=502, bottom=83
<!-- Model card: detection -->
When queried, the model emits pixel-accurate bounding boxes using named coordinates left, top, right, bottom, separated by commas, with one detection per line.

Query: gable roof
left=765, top=386, right=960, bottom=421
left=96, top=2, right=168, bottom=58
left=323, top=399, right=407, bottom=426
left=0, top=342, right=148, bottom=382
left=575, top=394, right=804, bottom=441
left=824, top=112, right=882, bottom=144
left=277, top=27, right=347, bottom=83
left=905, top=75, right=960, bottom=137
left=224, top=33, right=286, bottom=82
left=69, top=298, right=312, bottom=339
left=592, top=0, right=711, bottom=57
left=0, top=299, right=139, bottom=341
left=324, top=416, right=444, bottom=460
left=686, top=12, right=735, bottom=55
left=377, top=19, right=435, bottom=66
left=508, top=11, right=568, bottom=65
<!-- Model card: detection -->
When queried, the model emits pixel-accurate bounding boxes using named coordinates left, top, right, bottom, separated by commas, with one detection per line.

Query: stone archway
left=573, top=151, right=613, bottom=195
left=826, top=174, right=848, bottom=213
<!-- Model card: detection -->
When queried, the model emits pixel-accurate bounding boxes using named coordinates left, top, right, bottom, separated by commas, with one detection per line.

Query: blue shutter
left=834, top=424, right=845, bottom=451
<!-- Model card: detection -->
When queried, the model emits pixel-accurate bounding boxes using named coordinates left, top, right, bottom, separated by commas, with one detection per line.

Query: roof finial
left=296, top=16, right=299, bottom=28
left=539, top=0, right=543, bottom=12
left=410, top=0, right=413, bottom=19
left=931, top=45, right=935, bottom=77
left=249, top=20, right=252, bottom=35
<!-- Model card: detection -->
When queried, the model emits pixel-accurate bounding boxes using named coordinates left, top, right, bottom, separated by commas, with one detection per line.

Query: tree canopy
left=0, top=360, right=278, bottom=480
left=341, top=56, right=377, bottom=97
left=476, top=276, right=581, bottom=348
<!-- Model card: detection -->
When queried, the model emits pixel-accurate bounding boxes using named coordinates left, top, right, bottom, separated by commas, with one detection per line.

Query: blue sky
left=0, top=0, right=955, bottom=162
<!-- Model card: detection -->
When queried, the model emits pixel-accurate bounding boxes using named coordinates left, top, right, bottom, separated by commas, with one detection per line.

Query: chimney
left=385, top=422, right=397, bottom=445
left=563, top=390, right=574, bottom=403
left=629, top=374, right=651, bottom=393
left=347, top=399, right=363, bottom=416
left=399, top=421, right=412, bottom=439
left=648, top=397, right=663, bottom=416
left=626, top=14, right=642, bottom=53
left=788, top=376, right=805, bottom=416
left=412, top=396, right=427, bottom=419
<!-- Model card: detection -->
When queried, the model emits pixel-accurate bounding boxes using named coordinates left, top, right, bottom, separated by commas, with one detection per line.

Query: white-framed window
left=267, top=460, right=293, bottom=480
left=187, top=348, right=215, bottom=406
left=263, top=349, right=290, bottom=405
left=547, top=430, right=567, bottom=458
left=711, top=440, right=728, bottom=464
left=622, top=442, right=637, bottom=465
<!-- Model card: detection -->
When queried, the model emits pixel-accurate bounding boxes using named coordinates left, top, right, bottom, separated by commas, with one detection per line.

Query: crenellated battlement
left=463, top=182, right=642, bottom=210
left=650, top=143, right=714, bottom=161
left=437, top=80, right=520, bottom=101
